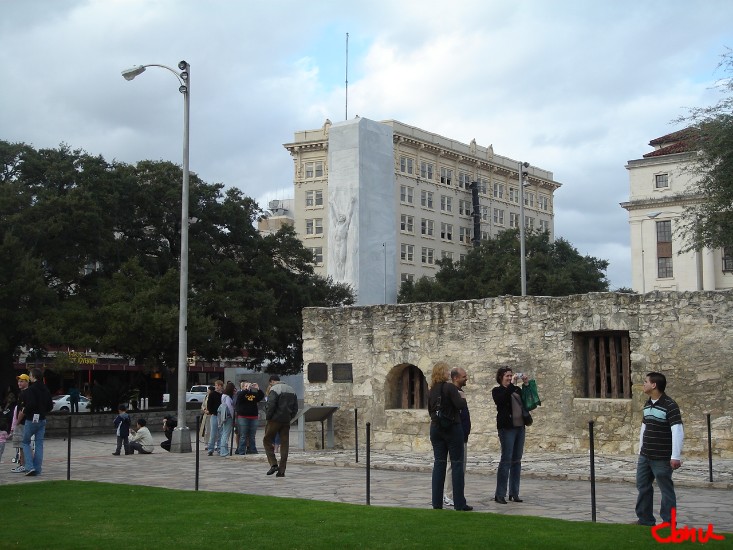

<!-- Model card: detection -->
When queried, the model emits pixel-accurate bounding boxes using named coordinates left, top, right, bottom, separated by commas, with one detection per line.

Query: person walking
left=19, top=368, right=53, bottom=476
left=492, top=366, right=529, bottom=504
left=634, top=371, right=684, bottom=526
left=263, top=375, right=298, bottom=477
left=427, top=362, right=472, bottom=511
left=444, top=367, right=470, bottom=507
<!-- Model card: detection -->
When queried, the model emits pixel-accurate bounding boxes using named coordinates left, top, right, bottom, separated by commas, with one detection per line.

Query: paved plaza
left=1, top=432, right=731, bottom=533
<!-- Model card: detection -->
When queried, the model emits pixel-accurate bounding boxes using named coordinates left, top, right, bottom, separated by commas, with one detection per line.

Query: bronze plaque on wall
left=307, top=362, right=328, bottom=383
left=332, top=363, right=353, bottom=383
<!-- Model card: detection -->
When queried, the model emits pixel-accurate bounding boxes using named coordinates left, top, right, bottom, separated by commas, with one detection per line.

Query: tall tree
left=398, top=229, right=609, bottom=303
left=674, top=48, right=733, bottom=252
left=0, top=141, right=354, bottom=397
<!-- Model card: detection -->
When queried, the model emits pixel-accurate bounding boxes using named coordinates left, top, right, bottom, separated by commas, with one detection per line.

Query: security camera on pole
left=121, top=60, right=192, bottom=453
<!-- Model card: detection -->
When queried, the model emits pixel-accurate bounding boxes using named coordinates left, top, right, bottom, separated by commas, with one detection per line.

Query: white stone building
left=622, top=129, right=733, bottom=292
left=284, top=118, right=562, bottom=305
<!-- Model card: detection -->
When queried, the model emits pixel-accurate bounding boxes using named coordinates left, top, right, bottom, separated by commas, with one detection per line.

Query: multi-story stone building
left=622, top=129, right=733, bottom=292
left=284, top=117, right=561, bottom=304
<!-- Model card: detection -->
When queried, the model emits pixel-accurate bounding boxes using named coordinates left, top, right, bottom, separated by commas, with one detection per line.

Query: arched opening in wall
left=384, top=363, right=428, bottom=409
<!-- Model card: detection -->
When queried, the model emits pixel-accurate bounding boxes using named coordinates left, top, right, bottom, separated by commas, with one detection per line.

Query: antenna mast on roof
left=345, top=32, right=349, bottom=120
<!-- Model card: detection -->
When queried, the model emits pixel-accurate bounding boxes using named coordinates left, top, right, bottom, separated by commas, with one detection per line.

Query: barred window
left=575, top=331, right=631, bottom=398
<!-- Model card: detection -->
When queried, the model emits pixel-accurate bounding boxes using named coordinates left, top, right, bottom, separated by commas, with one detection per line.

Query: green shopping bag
left=521, top=379, right=541, bottom=411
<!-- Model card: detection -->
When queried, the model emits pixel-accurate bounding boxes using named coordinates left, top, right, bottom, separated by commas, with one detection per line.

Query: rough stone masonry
left=302, top=291, right=733, bottom=458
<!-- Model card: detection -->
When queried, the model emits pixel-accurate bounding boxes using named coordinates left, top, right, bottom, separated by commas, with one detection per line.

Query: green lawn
left=1, top=481, right=729, bottom=549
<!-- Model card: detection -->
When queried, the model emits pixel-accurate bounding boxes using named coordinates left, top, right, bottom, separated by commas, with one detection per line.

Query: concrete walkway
left=1, top=433, right=731, bottom=533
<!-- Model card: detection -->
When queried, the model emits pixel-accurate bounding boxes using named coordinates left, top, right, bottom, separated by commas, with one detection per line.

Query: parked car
left=52, top=394, right=91, bottom=413
left=186, top=385, right=210, bottom=403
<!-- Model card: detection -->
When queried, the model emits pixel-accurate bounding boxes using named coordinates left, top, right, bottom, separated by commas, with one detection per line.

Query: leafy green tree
left=0, top=141, right=354, bottom=397
left=398, top=229, right=609, bottom=303
left=674, top=48, right=733, bottom=252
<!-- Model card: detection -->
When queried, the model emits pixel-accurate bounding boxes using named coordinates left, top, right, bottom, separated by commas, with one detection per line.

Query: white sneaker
left=443, top=495, right=454, bottom=506
left=11, top=465, right=26, bottom=473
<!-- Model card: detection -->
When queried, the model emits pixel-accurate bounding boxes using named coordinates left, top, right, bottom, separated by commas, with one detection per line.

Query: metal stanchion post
left=195, top=415, right=200, bottom=491
left=67, top=415, right=72, bottom=481
left=589, top=420, right=596, bottom=522
left=707, top=413, right=713, bottom=483
left=355, top=408, right=359, bottom=463
left=366, top=422, right=371, bottom=505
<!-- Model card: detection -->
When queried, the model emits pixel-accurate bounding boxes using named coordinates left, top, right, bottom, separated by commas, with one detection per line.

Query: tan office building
left=284, top=118, right=561, bottom=304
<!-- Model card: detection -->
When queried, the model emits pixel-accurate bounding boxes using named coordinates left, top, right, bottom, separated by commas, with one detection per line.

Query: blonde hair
left=429, top=361, right=451, bottom=389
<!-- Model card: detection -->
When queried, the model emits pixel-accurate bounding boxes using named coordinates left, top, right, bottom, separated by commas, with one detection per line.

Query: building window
left=458, top=172, right=472, bottom=189
left=305, top=189, right=323, bottom=207
left=400, top=185, right=414, bottom=204
left=420, top=190, right=434, bottom=209
left=481, top=205, right=490, bottom=221
left=655, top=173, right=669, bottom=189
left=481, top=230, right=490, bottom=241
left=400, top=214, right=414, bottom=233
left=509, top=212, right=519, bottom=228
left=525, top=217, right=534, bottom=229
left=440, top=223, right=453, bottom=241
left=459, top=227, right=471, bottom=244
left=724, top=247, right=733, bottom=272
left=309, top=247, right=323, bottom=264
left=305, top=218, right=323, bottom=235
left=575, top=331, right=631, bottom=399
left=524, top=192, right=535, bottom=208
left=421, top=218, right=435, bottom=237
left=400, top=156, right=414, bottom=175
left=400, top=243, right=414, bottom=262
left=477, top=178, right=488, bottom=195
left=421, top=247, right=435, bottom=265
left=509, top=186, right=519, bottom=203
left=539, top=219, right=550, bottom=232
left=400, top=272, right=415, bottom=283
left=441, top=250, right=454, bottom=260
left=459, top=199, right=472, bottom=217
left=420, top=161, right=434, bottom=180
left=493, top=208, right=504, bottom=225
left=440, top=195, right=452, bottom=213
left=493, top=182, right=504, bottom=199
left=304, top=161, right=323, bottom=179
left=656, top=220, right=673, bottom=278
left=459, top=254, right=467, bottom=263
left=440, top=167, right=453, bottom=185
left=538, top=194, right=549, bottom=211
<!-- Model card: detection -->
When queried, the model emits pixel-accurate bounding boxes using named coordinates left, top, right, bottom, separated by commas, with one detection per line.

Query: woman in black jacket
left=491, top=366, right=529, bottom=504
left=427, top=362, right=472, bottom=511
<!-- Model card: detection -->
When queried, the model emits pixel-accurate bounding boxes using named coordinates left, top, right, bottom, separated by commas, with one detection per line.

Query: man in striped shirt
left=635, top=372, right=684, bottom=526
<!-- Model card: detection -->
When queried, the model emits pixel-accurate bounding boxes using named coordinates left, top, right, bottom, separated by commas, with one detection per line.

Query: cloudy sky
left=2, top=0, right=732, bottom=289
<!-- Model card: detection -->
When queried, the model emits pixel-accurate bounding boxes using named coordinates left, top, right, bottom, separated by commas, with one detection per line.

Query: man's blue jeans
left=236, top=417, right=260, bottom=454
left=636, top=454, right=676, bottom=525
left=495, top=426, right=525, bottom=499
left=207, top=415, right=220, bottom=453
left=23, top=419, right=46, bottom=474
left=430, top=422, right=466, bottom=509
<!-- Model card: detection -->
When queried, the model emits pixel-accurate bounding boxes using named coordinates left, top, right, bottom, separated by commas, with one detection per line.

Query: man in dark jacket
left=263, top=375, right=298, bottom=477
left=19, top=368, right=53, bottom=476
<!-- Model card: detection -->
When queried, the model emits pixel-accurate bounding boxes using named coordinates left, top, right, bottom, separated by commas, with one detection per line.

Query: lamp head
left=121, top=65, right=146, bottom=81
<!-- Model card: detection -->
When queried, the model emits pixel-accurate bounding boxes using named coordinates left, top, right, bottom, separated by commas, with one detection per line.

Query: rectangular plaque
left=307, top=362, right=328, bottom=383
left=332, top=363, right=353, bottom=383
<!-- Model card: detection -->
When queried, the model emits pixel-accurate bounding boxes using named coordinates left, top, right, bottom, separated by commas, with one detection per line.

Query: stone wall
left=301, top=291, right=733, bottom=458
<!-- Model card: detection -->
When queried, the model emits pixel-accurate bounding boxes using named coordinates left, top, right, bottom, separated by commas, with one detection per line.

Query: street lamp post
left=122, top=60, right=192, bottom=453
left=518, top=161, right=530, bottom=296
